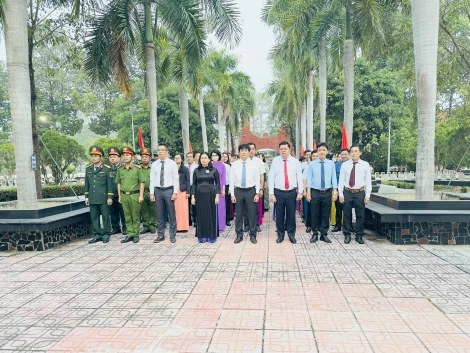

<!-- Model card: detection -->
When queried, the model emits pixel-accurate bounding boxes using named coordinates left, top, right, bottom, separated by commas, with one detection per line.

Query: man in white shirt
left=243, top=142, right=265, bottom=233
left=269, top=141, right=303, bottom=244
left=186, top=152, right=198, bottom=226
left=150, top=143, right=179, bottom=243
left=338, top=145, right=372, bottom=244
left=230, top=144, right=260, bottom=244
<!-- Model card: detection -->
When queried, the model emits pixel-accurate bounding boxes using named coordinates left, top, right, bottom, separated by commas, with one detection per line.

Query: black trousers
left=310, top=189, right=332, bottom=236
left=274, top=188, right=296, bottom=239
left=234, top=187, right=257, bottom=238
left=188, top=196, right=197, bottom=225
left=335, top=198, right=343, bottom=226
left=225, top=185, right=232, bottom=221
left=244, top=199, right=259, bottom=227
left=303, top=195, right=311, bottom=228
left=343, top=190, right=365, bottom=236
left=155, top=187, right=176, bottom=237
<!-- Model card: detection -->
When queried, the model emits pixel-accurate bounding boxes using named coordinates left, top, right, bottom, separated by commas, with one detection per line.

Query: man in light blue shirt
left=306, top=142, right=338, bottom=243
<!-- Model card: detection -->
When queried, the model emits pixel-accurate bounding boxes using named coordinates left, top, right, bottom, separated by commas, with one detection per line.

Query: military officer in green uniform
left=108, top=147, right=127, bottom=235
left=139, top=148, right=157, bottom=234
left=85, top=146, right=114, bottom=244
left=115, top=146, right=145, bottom=243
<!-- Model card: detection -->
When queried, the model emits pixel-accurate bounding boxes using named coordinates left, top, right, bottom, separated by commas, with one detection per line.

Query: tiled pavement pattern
left=1, top=211, right=470, bottom=353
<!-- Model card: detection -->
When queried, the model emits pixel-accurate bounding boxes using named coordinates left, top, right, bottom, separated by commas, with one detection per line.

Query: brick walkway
left=1, top=210, right=470, bottom=353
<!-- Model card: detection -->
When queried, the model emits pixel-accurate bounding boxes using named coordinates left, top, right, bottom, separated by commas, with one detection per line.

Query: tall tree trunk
left=29, top=36, right=42, bottom=198
left=144, top=5, right=158, bottom=152
left=319, top=37, right=327, bottom=142
left=231, top=127, right=237, bottom=154
left=412, top=0, right=439, bottom=200
left=295, top=114, right=300, bottom=157
left=218, top=103, right=225, bottom=151
left=179, top=87, right=190, bottom=157
left=5, top=0, right=37, bottom=208
left=343, top=5, right=354, bottom=146
left=301, top=100, right=307, bottom=150
left=198, top=92, right=208, bottom=152
left=307, top=70, right=314, bottom=149
left=226, top=124, right=231, bottom=153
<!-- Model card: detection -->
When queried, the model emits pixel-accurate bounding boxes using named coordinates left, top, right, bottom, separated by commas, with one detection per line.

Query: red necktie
left=284, top=160, right=290, bottom=189
left=349, top=162, right=357, bottom=187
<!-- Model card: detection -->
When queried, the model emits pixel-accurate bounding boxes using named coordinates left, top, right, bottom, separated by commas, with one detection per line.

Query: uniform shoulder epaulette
left=86, top=163, right=93, bottom=168
left=135, top=164, right=142, bottom=168
left=103, top=164, right=111, bottom=168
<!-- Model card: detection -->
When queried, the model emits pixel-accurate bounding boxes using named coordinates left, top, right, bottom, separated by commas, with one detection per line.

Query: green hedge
left=381, top=180, right=415, bottom=189
left=0, top=184, right=85, bottom=202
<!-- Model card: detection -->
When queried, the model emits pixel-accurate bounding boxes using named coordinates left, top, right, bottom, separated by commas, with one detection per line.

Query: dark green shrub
left=0, top=184, right=85, bottom=202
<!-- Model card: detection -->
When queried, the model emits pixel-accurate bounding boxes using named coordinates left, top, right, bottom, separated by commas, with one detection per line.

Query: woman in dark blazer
left=174, top=154, right=190, bottom=232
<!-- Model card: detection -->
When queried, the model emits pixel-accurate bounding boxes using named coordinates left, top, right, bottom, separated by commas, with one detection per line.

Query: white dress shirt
left=150, top=158, right=179, bottom=194
left=252, top=156, right=265, bottom=176
left=268, top=155, right=303, bottom=195
left=185, top=162, right=198, bottom=185
left=229, top=158, right=261, bottom=195
left=224, top=163, right=231, bottom=184
left=338, top=159, right=372, bottom=198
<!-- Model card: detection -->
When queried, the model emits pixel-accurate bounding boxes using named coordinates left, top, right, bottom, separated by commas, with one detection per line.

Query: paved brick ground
left=1, top=211, right=470, bottom=353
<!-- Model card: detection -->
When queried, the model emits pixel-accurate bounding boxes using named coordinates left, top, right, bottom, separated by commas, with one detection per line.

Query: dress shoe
left=226, top=221, right=231, bottom=227
left=250, top=235, right=257, bottom=244
left=257, top=225, right=262, bottom=233
left=332, top=225, right=342, bottom=232
left=154, top=235, right=165, bottom=243
left=133, top=236, right=140, bottom=243
left=310, top=234, right=318, bottom=243
left=150, top=229, right=156, bottom=234
left=243, top=226, right=249, bottom=232
left=306, top=227, right=312, bottom=233
left=289, top=237, right=297, bottom=244
left=198, top=238, right=207, bottom=243
left=122, top=230, right=127, bottom=235
left=234, top=236, right=243, bottom=244
left=120, top=236, right=133, bottom=243
left=320, top=235, right=332, bottom=243
left=276, top=237, right=284, bottom=243
left=111, top=229, right=121, bottom=235
left=88, top=238, right=101, bottom=244
left=140, top=229, right=148, bottom=234
left=170, top=236, right=176, bottom=243
left=356, top=235, right=365, bottom=244
left=344, top=234, right=351, bottom=244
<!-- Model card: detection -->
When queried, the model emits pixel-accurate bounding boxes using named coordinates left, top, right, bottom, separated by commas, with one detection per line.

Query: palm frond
left=200, top=0, right=242, bottom=46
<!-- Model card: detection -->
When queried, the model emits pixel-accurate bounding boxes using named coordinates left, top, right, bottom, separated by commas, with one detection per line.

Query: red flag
left=300, top=145, right=304, bottom=156
left=137, top=128, right=145, bottom=149
left=341, top=123, right=349, bottom=149
left=313, top=140, right=317, bottom=150
left=189, top=143, right=193, bottom=153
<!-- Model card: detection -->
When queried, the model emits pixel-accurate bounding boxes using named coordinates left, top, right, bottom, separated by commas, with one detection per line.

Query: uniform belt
left=155, top=186, right=173, bottom=191
left=121, top=190, right=140, bottom=195
left=344, top=187, right=365, bottom=193
left=274, top=188, right=296, bottom=193
left=235, top=186, right=255, bottom=191
left=312, top=188, right=332, bottom=193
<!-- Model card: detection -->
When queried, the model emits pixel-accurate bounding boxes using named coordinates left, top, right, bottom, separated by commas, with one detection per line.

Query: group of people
left=84, top=139, right=371, bottom=245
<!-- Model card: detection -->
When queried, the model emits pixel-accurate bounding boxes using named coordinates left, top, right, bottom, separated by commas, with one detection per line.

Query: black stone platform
left=0, top=199, right=92, bottom=251
left=365, top=194, right=470, bottom=245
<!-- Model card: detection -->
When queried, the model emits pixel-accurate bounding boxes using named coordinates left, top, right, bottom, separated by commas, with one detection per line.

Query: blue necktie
left=321, top=161, right=325, bottom=189
left=241, top=162, right=246, bottom=187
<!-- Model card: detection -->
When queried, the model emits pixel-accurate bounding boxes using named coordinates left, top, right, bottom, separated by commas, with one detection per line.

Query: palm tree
left=85, top=0, right=206, bottom=152
left=4, top=0, right=38, bottom=208
left=412, top=0, right=439, bottom=200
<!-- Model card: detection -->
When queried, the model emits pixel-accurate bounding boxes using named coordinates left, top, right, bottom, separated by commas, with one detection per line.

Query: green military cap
left=121, top=146, right=135, bottom=155
left=108, top=147, right=121, bottom=156
left=89, top=146, right=104, bottom=156
left=140, top=148, right=152, bottom=156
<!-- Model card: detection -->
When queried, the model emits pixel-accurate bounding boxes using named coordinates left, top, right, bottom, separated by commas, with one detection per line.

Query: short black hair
left=299, top=156, right=305, bottom=162
left=317, top=142, right=328, bottom=150
left=186, top=152, right=194, bottom=158
left=349, top=144, right=363, bottom=152
left=157, top=143, right=168, bottom=151
left=311, top=149, right=318, bottom=153
left=238, top=143, right=250, bottom=152
left=210, top=149, right=222, bottom=161
left=247, top=142, right=256, bottom=149
left=279, top=141, right=291, bottom=148
left=197, top=152, right=213, bottom=169
left=174, top=153, right=184, bottom=161
left=304, top=149, right=311, bottom=154
left=340, top=148, right=349, bottom=153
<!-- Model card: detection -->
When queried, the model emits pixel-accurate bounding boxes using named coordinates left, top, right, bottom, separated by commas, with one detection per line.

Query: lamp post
left=129, top=106, right=137, bottom=151
left=386, top=101, right=393, bottom=174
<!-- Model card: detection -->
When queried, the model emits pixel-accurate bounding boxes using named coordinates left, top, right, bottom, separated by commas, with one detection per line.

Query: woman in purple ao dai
left=210, top=150, right=226, bottom=233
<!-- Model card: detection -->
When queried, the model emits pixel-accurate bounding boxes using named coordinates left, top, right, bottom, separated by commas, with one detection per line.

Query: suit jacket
left=84, top=163, right=113, bottom=204
left=178, top=165, right=190, bottom=193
